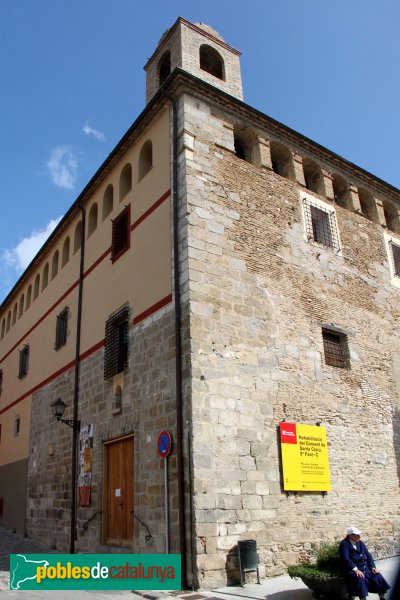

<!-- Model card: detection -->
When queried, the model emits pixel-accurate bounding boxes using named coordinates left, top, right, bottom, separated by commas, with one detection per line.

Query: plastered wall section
left=25, top=107, right=179, bottom=553
left=0, top=108, right=171, bottom=467
left=1, top=108, right=172, bottom=536
left=179, top=93, right=400, bottom=586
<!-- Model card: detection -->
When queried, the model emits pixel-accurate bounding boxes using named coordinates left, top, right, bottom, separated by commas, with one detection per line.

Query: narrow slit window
left=14, top=415, right=20, bottom=437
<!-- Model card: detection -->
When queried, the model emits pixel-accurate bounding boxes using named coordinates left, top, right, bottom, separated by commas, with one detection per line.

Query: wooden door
left=104, top=435, right=134, bottom=546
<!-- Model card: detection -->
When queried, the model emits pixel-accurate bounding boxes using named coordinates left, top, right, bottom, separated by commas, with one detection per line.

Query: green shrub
left=288, top=541, right=342, bottom=580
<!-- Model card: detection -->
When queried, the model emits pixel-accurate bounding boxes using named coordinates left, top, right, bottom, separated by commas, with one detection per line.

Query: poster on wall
left=279, top=422, right=331, bottom=492
left=78, top=424, right=93, bottom=506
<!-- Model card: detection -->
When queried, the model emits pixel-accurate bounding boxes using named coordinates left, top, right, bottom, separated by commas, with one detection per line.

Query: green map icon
left=10, top=554, right=49, bottom=590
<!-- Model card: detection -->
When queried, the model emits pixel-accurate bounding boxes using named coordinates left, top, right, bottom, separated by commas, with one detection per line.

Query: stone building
left=0, top=16, right=399, bottom=588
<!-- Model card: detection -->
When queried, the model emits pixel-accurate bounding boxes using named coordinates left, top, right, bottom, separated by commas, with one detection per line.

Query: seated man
left=339, top=527, right=390, bottom=600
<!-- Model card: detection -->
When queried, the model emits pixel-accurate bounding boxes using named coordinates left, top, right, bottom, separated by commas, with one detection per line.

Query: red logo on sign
left=280, top=422, right=297, bottom=444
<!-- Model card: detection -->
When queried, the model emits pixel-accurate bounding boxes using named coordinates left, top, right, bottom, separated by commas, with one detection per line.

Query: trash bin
left=237, top=539, right=260, bottom=586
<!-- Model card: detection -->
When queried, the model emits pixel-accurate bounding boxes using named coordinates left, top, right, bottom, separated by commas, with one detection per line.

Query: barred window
left=322, top=329, right=350, bottom=369
left=303, top=198, right=340, bottom=252
left=18, top=345, right=29, bottom=379
left=390, top=241, right=400, bottom=277
left=104, top=307, right=129, bottom=380
left=111, top=206, right=130, bottom=263
left=55, top=307, right=69, bottom=350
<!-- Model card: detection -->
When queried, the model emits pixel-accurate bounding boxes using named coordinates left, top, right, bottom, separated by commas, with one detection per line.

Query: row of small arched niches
left=233, top=129, right=400, bottom=234
left=159, top=44, right=399, bottom=230
left=0, top=140, right=153, bottom=341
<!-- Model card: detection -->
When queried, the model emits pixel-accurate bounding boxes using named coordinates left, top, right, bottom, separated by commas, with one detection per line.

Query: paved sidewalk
left=133, top=555, right=399, bottom=600
left=0, top=527, right=398, bottom=599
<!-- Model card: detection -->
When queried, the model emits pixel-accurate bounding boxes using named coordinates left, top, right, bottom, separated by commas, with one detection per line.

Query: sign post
left=157, top=431, right=172, bottom=553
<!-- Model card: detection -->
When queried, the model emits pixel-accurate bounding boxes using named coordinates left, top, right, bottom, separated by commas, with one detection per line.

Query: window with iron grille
left=55, top=307, right=69, bottom=350
left=303, top=198, right=340, bottom=252
left=18, top=345, right=29, bottom=379
left=111, top=205, right=130, bottom=263
left=322, top=329, right=350, bottom=369
left=390, top=241, right=400, bottom=277
left=104, top=306, right=129, bottom=380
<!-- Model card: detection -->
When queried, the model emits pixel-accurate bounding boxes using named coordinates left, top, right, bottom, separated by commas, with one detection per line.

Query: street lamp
left=51, top=398, right=80, bottom=430
left=51, top=397, right=81, bottom=554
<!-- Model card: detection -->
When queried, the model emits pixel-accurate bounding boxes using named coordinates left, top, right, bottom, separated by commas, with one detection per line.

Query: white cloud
left=2, top=217, right=63, bottom=275
left=46, top=146, right=78, bottom=189
left=83, top=121, right=105, bottom=141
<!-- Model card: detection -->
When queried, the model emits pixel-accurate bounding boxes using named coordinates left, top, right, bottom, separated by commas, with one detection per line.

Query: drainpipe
left=70, top=204, right=85, bottom=554
left=166, top=91, right=189, bottom=589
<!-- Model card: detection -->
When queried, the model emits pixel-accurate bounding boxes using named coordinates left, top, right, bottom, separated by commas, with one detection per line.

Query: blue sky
left=1, top=0, right=399, bottom=303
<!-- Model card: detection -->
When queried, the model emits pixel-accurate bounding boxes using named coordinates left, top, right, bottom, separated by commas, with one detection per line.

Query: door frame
left=102, top=433, right=134, bottom=547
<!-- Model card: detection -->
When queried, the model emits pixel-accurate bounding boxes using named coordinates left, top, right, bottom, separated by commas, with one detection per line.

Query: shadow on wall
left=225, top=543, right=261, bottom=586
left=225, top=545, right=241, bottom=585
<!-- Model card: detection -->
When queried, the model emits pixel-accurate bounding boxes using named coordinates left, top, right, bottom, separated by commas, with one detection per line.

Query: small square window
left=303, top=197, right=340, bottom=252
left=55, top=307, right=69, bottom=350
left=104, top=307, right=130, bottom=380
left=322, top=329, right=350, bottom=369
left=111, top=206, right=130, bottom=263
left=18, top=345, right=29, bottom=379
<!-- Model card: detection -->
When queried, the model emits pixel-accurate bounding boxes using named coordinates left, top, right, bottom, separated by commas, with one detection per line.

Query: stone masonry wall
left=179, top=93, right=400, bottom=587
left=27, top=304, right=179, bottom=555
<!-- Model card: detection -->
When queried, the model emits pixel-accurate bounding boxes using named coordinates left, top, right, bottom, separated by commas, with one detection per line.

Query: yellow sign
left=280, top=422, right=331, bottom=491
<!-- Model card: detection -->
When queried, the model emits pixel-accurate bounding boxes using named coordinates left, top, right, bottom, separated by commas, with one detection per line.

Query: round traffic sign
left=157, top=430, right=172, bottom=458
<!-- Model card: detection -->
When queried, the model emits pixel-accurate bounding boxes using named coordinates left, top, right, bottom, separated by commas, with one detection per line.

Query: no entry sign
left=157, top=430, right=172, bottom=458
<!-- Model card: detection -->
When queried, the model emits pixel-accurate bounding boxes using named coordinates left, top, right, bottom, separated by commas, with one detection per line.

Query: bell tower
left=144, top=17, right=243, bottom=104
